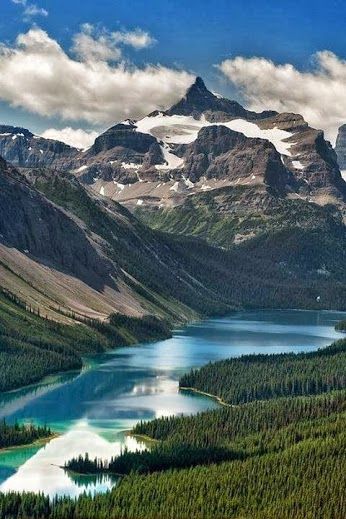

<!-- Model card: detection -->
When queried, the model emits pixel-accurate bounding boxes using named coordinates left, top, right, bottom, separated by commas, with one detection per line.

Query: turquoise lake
left=0, top=309, right=344, bottom=497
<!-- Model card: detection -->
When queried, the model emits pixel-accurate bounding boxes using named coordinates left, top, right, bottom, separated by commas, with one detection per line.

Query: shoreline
left=0, top=433, right=60, bottom=454
left=179, top=386, right=232, bottom=407
left=127, top=432, right=159, bottom=444
left=1, top=309, right=345, bottom=398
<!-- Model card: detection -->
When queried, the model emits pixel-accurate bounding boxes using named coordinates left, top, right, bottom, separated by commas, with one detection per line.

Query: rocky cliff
left=0, top=125, right=78, bottom=168
left=336, top=124, right=346, bottom=171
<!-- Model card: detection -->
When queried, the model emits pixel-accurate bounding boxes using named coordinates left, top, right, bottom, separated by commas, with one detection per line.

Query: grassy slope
left=31, top=170, right=231, bottom=319
left=136, top=185, right=345, bottom=249
left=32, top=172, right=346, bottom=310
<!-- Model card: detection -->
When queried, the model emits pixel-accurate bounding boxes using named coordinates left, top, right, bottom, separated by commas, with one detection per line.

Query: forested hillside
left=0, top=289, right=170, bottom=392
left=0, top=421, right=52, bottom=449
left=2, top=390, right=345, bottom=518
left=179, top=337, right=346, bottom=404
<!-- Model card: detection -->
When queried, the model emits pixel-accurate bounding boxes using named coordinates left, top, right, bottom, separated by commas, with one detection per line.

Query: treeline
left=0, top=420, right=52, bottom=449
left=336, top=319, right=346, bottom=331
left=1, top=390, right=345, bottom=518
left=179, top=338, right=346, bottom=405
left=0, top=289, right=170, bottom=393
left=133, top=389, right=346, bottom=447
left=65, top=444, right=238, bottom=475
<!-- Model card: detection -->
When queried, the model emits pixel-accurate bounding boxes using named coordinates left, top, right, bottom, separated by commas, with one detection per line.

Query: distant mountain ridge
left=0, top=77, right=344, bottom=212
left=0, top=124, right=77, bottom=168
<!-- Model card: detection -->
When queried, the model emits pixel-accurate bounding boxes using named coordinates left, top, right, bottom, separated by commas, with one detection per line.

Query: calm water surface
left=0, top=309, right=344, bottom=497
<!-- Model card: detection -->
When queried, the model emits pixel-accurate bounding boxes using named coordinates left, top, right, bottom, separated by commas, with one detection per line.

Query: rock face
left=0, top=157, right=112, bottom=288
left=178, top=125, right=292, bottom=193
left=87, top=123, right=164, bottom=163
left=289, top=129, right=346, bottom=196
left=336, top=124, right=346, bottom=170
left=0, top=77, right=345, bottom=210
left=0, top=125, right=78, bottom=168
left=165, top=77, right=276, bottom=121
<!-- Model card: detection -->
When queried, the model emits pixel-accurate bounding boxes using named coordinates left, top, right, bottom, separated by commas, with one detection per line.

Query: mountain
left=1, top=77, right=344, bottom=211
left=1, top=74, right=346, bottom=390
left=0, top=77, right=344, bottom=324
left=70, top=76, right=344, bottom=209
left=0, top=157, right=235, bottom=324
left=164, top=76, right=277, bottom=120
left=336, top=124, right=346, bottom=176
left=0, top=125, right=78, bottom=168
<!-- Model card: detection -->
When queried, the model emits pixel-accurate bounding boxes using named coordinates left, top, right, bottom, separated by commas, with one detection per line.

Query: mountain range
left=0, top=76, right=346, bottom=390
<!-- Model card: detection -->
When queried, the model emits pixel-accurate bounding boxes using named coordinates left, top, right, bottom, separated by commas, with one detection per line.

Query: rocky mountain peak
left=165, top=76, right=276, bottom=122
left=0, top=124, right=34, bottom=139
left=165, top=76, right=220, bottom=117
left=184, top=76, right=212, bottom=101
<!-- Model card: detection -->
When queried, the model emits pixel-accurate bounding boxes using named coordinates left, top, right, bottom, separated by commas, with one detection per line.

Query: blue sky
left=0, top=0, right=345, bottom=145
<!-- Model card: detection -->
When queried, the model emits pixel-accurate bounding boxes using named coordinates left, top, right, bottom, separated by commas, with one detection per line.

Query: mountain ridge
left=0, top=76, right=344, bottom=211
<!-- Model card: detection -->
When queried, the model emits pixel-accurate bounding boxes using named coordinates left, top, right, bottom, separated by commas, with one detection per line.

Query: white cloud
left=23, top=4, right=48, bottom=19
left=41, top=127, right=98, bottom=149
left=112, top=29, right=156, bottom=49
left=11, top=0, right=48, bottom=19
left=218, top=51, right=346, bottom=143
left=72, top=24, right=155, bottom=63
left=72, top=31, right=122, bottom=63
left=0, top=28, right=193, bottom=126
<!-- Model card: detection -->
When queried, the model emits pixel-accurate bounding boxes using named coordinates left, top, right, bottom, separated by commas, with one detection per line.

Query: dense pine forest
left=1, top=338, right=345, bottom=518
left=0, top=421, right=52, bottom=449
left=0, top=289, right=170, bottom=393
left=336, top=319, right=346, bottom=331
left=1, top=389, right=345, bottom=518
left=179, top=337, right=346, bottom=404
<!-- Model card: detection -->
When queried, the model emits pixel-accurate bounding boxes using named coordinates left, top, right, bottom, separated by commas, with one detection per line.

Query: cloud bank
left=0, top=27, right=193, bottom=126
left=41, top=127, right=98, bottom=149
left=218, top=51, right=346, bottom=142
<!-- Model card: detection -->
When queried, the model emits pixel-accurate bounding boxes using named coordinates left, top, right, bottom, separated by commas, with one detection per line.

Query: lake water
left=0, top=309, right=344, bottom=497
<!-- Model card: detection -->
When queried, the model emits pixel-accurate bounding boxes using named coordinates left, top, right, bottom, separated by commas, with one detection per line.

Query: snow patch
left=121, top=162, right=139, bottom=170
left=182, top=175, right=194, bottom=189
left=136, top=199, right=143, bottom=205
left=76, top=165, right=88, bottom=172
left=100, top=186, right=105, bottom=196
left=341, top=170, right=346, bottom=181
left=169, top=181, right=180, bottom=192
left=156, top=143, right=184, bottom=170
left=292, top=160, right=304, bottom=170
left=114, top=182, right=125, bottom=191
left=134, top=113, right=294, bottom=156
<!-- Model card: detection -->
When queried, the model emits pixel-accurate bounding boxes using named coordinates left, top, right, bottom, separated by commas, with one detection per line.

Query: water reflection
left=67, top=471, right=118, bottom=490
left=0, top=309, right=344, bottom=497
left=0, top=421, right=145, bottom=498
